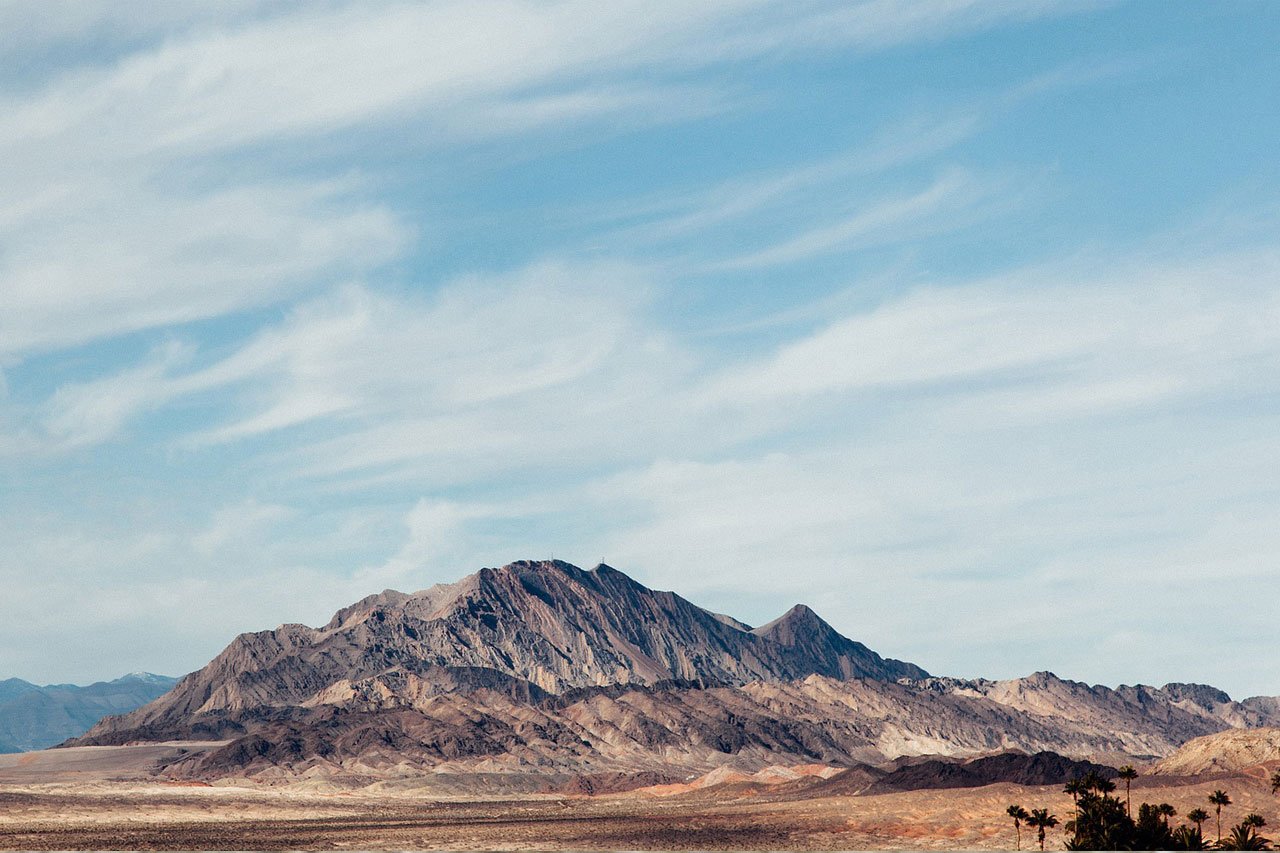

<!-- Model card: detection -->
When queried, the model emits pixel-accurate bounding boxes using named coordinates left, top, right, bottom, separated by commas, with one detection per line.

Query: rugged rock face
left=0, top=673, right=177, bottom=752
left=140, top=671, right=1279, bottom=783
left=69, top=560, right=1280, bottom=783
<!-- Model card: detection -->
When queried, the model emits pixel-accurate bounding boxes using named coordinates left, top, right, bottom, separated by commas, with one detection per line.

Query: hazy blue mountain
left=0, top=672, right=177, bottom=752
left=0, top=678, right=41, bottom=703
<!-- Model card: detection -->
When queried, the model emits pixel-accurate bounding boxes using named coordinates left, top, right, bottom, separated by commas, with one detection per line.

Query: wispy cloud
left=0, top=179, right=406, bottom=360
left=712, top=169, right=994, bottom=269
left=1, top=1, right=1073, bottom=161
left=589, top=113, right=982, bottom=247
left=21, top=259, right=665, bottom=455
left=0, top=0, right=1088, bottom=361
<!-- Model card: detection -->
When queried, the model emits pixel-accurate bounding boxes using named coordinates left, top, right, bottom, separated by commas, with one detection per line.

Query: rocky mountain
left=70, top=560, right=1280, bottom=785
left=81, top=560, right=925, bottom=740
left=0, top=673, right=177, bottom=752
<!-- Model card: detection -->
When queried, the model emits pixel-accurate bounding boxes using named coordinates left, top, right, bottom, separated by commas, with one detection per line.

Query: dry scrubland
left=1, top=746, right=1279, bottom=850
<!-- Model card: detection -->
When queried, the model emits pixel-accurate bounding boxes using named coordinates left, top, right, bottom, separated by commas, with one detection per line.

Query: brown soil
left=2, top=770, right=1279, bottom=851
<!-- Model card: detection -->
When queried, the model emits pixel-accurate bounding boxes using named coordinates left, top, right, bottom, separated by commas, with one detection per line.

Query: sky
left=2, top=1, right=1279, bottom=698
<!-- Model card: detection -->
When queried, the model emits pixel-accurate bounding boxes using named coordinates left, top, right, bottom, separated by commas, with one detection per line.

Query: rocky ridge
left=1154, top=727, right=1280, bottom=775
left=859, top=750, right=1117, bottom=794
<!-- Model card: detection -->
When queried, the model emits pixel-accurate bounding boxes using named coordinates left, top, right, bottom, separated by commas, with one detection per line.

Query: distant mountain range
left=0, top=672, right=177, bottom=752
left=70, top=560, right=1280, bottom=786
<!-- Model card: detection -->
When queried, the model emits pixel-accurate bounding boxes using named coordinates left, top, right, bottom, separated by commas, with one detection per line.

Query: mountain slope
left=1154, top=727, right=1280, bottom=775
left=0, top=673, right=177, bottom=752
left=83, top=560, right=926, bottom=740
left=151, top=673, right=1277, bottom=784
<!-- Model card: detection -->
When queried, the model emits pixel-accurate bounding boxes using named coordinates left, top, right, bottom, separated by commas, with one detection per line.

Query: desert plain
left=2, top=743, right=1278, bottom=851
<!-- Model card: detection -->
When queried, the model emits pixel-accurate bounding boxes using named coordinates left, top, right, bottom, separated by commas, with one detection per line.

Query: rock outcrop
left=1154, top=727, right=1280, bottom=775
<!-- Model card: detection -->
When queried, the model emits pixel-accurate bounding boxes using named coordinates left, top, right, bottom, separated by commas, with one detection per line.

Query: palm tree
left=1008, top=799, right=1029, bottom=845
left=1210, top=790, right=1233, bottom=843
left=1171, top=824, right=1212, bottom=850
left=1117, top=765, right=1138, bottom=817
left=1220, top=822, right=1272, bottom=850
left=1245, top=814, right=1268, bottom=829
left=1063, top=777, right=1085, bottom=833
left=1008, top=805, right=1031, bottom=850
left=1158, top=803, right=1177, bottom=826
left=1026, top=808, right=1059, bottom=851
left=1063, top=778, right=1085, bottom=824
left=1188, top=807, right=1210, bottom=834
left=1082, top=770, right=1114, bottom=793
left=1271, top=770, right=1280, bottom=796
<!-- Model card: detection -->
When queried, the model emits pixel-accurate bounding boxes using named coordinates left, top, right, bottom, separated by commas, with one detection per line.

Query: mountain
left=70, top=560, right=1280, bottom=785
left=0, top=678, right=41, bottom=703
left=0, top=673, right=178, bottom=753
left=81, top=560, right=925, bottom=741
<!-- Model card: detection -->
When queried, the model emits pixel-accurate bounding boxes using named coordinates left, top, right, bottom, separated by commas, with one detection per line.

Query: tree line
left=1005, top=767, right=1280, bottom=850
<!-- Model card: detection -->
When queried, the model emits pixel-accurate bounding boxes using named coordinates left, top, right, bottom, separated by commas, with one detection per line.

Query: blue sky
left=2, top=1, right=1279, bottom=697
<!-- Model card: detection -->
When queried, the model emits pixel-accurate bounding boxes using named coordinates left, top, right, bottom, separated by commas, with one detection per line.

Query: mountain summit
left=752, top=603, right=927, bottom=681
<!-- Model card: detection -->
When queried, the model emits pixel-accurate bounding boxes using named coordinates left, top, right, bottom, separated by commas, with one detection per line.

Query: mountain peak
left=496, top=558, right=582, bottom=575
left=117, top=672, right=176, bottom=685
left=752, top=603, right=837, bottom=642
left=774, top=603, right=821, bottom=624
left=754, top=602, right=929, bottom=682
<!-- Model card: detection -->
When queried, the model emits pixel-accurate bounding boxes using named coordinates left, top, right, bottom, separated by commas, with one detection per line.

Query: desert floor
left=2, top=747, right=1278, bottom=850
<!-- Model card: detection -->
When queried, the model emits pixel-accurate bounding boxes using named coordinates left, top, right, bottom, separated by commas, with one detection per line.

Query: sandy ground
left=0, top=742, right=228, bottom=784
left=2, top=748, right=1278, bottom=850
